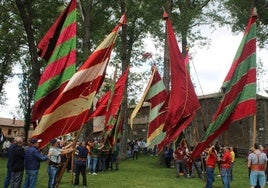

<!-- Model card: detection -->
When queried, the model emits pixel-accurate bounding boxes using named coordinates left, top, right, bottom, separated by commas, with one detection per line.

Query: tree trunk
left=118, top=0, right=129, bottom=160
left=16, top=0, right=40, bottom=142
left=163, top=0, right=172, bottom=90
left=80, top=0, right=94, bottom=141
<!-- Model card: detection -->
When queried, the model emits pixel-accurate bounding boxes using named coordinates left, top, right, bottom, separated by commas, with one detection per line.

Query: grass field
left=0, top=154, right=250, bottom=188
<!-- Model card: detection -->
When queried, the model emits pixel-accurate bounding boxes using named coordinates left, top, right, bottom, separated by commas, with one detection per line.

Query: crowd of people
left=2, top=136, right=121, bottom=188
left=162, top=141, right=268, bottom=188
left=1, top=133, right=268, bottom=188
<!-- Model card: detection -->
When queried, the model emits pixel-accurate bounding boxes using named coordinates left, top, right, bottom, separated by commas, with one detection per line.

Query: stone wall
left=129, top=93, right=268, bottom=155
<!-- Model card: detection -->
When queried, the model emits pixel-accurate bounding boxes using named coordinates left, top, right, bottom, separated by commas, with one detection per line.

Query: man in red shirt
left=220, top=146, right=232, bottom=188
left=205, top=145, right=217, bottom=188
left=173, top=145, right=188, bottom=178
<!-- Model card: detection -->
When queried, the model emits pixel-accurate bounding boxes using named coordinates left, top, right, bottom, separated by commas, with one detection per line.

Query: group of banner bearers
left=3, top=135, right=121, bottom=188
left=12, top=0, right=266, bottom=186
left=163, top=141, right=235, bottom=188
left=164, top=140, right=268, bottom=188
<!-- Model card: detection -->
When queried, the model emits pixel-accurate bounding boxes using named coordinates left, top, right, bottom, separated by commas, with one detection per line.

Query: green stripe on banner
left=47, top=37, right=76, bottom=64
left=62, top=9, right=76, bottom=29
left=145, top=81, right=165, bottom=100
left=34, top=65, right=75, bottom=100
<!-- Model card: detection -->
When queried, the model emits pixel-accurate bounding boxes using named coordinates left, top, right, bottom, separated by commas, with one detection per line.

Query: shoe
left=92, top=172, right=97, bottom=175
left=88, top=172, right=91, bottom=174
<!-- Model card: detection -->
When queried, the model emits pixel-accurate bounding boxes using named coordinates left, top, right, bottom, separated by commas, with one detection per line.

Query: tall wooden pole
left=56, top=115, right=88, bottom=188
left=252, top=0, right=257, bottom=147
left=253, top=115, right=257, bottom=145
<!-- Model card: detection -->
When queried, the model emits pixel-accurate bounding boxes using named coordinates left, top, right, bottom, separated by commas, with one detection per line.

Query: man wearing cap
left=47, top=138, right=73, bottom=188
left=23, top=138, right=49, bottom=188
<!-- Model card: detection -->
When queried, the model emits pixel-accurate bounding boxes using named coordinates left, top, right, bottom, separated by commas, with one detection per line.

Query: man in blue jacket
left=23, top=138, right=49, bottom=188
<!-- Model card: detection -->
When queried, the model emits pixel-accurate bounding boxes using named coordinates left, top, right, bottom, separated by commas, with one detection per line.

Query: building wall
left=186, top=94, right=268, bottom=152
left=0, top=118, right=33, bottom=141
left=129, top=93, right=268, bottom=154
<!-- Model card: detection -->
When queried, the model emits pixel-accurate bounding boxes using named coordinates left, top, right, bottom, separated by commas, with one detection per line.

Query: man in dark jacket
left=10, top=136, right=25, bottom=188
left=74, top=141, right=88, bottom=187
left=3, top=138, right=16, bottom=188
left=23, top=138, right=49, bottom=188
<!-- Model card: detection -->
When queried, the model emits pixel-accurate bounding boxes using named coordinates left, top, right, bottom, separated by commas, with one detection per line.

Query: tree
left=14, top=0, right=65, bottom=142
left=222, top=0, right=268, bottom=48
left=0, top=2, right=24, bottom=105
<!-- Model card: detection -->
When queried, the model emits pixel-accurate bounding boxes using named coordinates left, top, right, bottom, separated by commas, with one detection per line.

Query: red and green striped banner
left=107, top=109, right=124, bottom=150
left=130, top=66, right=169, bottom=148
left=32, top=14, right=126, bottom=149
left=104, top=67, right=129, bottom=136
left=191, top=11, right=257, bottom=160
left=32, top=0, right=76, bottom=123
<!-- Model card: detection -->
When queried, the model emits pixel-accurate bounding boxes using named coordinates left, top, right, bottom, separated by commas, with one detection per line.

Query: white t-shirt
left=49, top=147, right=62, bottom=164
left=248, top=150, right=267, bottom=165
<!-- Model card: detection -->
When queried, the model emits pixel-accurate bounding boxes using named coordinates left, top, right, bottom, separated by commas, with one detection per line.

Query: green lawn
left=0, top=154, right=250, bottom=188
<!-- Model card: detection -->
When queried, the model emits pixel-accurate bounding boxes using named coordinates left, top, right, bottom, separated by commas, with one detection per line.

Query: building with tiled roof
left=0, top=117, right=26, bottom=139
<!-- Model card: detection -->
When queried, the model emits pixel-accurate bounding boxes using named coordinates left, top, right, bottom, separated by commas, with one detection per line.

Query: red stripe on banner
left=224, top=39, right=256, bottom=82
left=213, top=69, right=256, bottom=120
left=32, top=82, right=68, bottom=122
left=190, top=100, right=255, bottom=160
left=38, top=50, right=76, bottom=85
left=35, top=110, right=89, bottom=149
left=43, top=75, right=103, bottom=115
left=55, top=22, right=76, bottom=47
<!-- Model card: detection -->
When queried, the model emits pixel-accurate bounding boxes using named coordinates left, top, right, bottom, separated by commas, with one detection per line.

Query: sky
left=0, top=25, right=267, bottom=119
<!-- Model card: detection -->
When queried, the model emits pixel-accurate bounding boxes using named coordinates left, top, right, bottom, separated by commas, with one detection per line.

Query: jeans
left=90, top=157, right=98, bottom=173
left=87, top=156, right=91, bottom=171
left=191, top=161, right=202, bottom=177
left=221, top=168, right=231, bottom=188
left=11, top=171, right=23, bottom=188
left=3, top=168, right=11, bottom=188
left=110, top=153, right=119, bottom=170
left=99, top=157, right=106, bottom=172
left=205, top=167, right=214, bottom=188
left=23, top=169, right=39, bottom=188
left=47, top=165, right=59, bottom=188
left=175, top=160, right=188, bottom=177
left=230, top=163, right=234, bottom=181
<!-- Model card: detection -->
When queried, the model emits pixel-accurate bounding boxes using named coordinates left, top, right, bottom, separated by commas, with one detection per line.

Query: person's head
left=224, top=146, right=230, bottom=152
left=249, top=147, right=255, bottom=153
left=254, top=143, right=259, bottom=150
left=50, top=138, right=58, bottom=147
left=14, top=136, right=23, bottom=146
left=30, top=138, right=42, bottom=147
left=259, top=144, right=264, bottom=151
left=81, top=141, right=86, bottom=147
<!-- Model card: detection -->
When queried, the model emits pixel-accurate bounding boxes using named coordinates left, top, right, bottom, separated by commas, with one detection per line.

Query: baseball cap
left=30, top=138, right=42, bottom=144
left=50, top=138, right=58, bottom=144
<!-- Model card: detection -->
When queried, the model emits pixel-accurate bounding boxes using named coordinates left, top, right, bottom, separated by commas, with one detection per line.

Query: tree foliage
left=2, top=0, right=265, bottom=149
left=221, top=0, right=268, bottom=48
